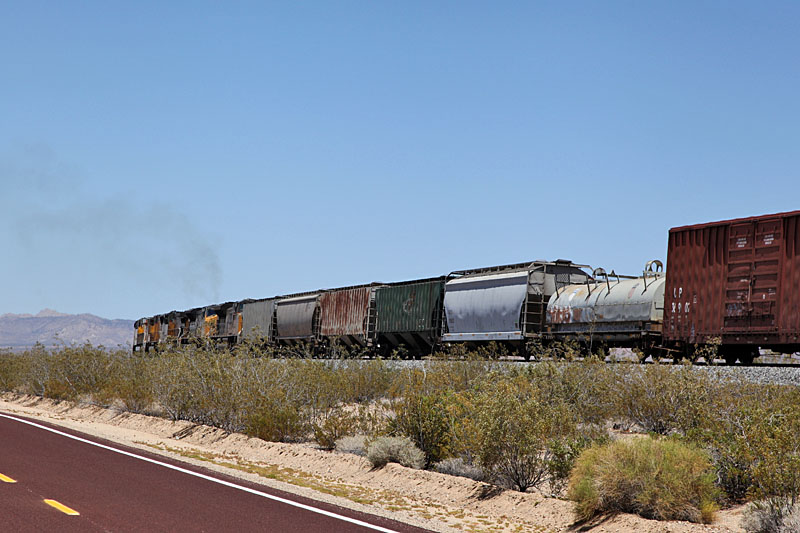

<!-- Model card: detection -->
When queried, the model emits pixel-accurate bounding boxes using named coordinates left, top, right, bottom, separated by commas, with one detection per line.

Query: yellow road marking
left=44, top=499, right=80, bottom=516
left=0, top=473, right=16, bottom=483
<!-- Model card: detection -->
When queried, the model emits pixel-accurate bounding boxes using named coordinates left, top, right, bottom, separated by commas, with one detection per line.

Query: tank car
left=547, top=260, right=665, bottom=359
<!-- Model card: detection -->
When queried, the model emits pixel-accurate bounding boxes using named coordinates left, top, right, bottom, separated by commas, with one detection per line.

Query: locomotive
left=134, top=210, right=800, bottom=363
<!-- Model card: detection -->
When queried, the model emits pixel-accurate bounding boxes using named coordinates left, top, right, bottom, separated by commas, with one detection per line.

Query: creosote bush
left=388, top=384, right=451, bottom=467
left=366, top=436, right=425, bottom=469
left=313, top=407, right=357, bottom=450
left=568, top=437, right=718, bottom=524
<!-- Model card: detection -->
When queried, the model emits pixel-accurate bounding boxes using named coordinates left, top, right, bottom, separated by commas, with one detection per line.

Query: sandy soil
left=0, top=393, right=746, bottom=533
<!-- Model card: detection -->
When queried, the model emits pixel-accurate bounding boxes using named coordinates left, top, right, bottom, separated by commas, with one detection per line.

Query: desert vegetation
left=1, top=342, right=799, bottom=529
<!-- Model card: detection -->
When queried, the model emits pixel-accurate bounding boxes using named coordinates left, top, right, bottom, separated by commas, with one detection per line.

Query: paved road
left=0, top=413, right=431, bottom=532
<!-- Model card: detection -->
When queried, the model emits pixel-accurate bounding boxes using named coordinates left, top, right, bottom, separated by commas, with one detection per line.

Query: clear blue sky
left=1, top=1, right=798, bottom=320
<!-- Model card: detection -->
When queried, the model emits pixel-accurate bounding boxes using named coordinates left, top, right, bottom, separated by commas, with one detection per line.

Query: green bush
left=568, top=437, right=718, bottom=524
left=546, top=433, right=606, bottom=497
left=366, top=436, right=425, bottom=469
left=0, top=351, right=26, bottom=392
left=245, top=393, right=306, bottom=443
left=313, top=407, right=357, bottom=450
left=389, top=388, right=451, bottom=467
left=109, top=353, right=154, bottom=413
left=608, top=363, right=713, bottom=435
left=677, top=381, right=800, bottom=504
left=473, top=378, right=577, bottom=492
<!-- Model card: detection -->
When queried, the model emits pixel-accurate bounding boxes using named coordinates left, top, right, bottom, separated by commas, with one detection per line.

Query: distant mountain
left=0, top=310, right=133, bottom=350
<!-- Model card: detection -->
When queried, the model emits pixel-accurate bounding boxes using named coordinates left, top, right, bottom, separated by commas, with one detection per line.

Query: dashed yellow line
left=44, top=499, right=80, bottom=516
left=0, top=473, right=16, bottom=483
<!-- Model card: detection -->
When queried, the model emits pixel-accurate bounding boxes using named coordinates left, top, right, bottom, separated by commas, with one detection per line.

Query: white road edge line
left=0, top=412, right=400, bottom=533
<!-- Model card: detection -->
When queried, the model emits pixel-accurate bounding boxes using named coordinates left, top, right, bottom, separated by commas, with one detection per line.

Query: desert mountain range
left=0, top=309, right=133, bottom=350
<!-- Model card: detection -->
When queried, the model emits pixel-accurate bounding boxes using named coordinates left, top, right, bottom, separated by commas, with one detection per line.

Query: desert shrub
left=473, top=377, right=577, bottom=492
left=336, top=360, right=394, bottom=403
left=149, top=347, right=203, bottom=421
left=108, top=352, right=154, bottom=413
left=543, top=339, right=583, bottom=361
left=245, top=392, right=306, bottom=443
left=18, top=344, right=117, bottom=402
left=673, top=378, right=762, bottom=502
left=424, top=358, right=497, bottom=393
left=607, top=363, right=717, bottom=435
left=784, top=506, right=800, bottom=532
left=433, top=457, right=485, bottom=482
left=742, top=498, right=800, bottom=533
left=313, top=407, right=357, bottom=450
left=514, top=360, right=612, bottom=425
left=366, top=436, right=425, bottom=469
left=677, top=381, right=800, bottom=504
left=335, top=435, right=368, bottom=456
left=389, top=388, right=451, bottom=467
left=546, top=433, right=607, bottom=497
left=744, top=395, right=800, bottom=504
left=0, top=351, right=26, bottom=392
left=693, top=336, right=721, bottom=363
left=568, top=437, right=718, bottom=524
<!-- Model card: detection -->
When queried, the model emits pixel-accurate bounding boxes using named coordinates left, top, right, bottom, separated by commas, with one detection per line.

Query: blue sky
left=1, top=1, right=798, bottom=320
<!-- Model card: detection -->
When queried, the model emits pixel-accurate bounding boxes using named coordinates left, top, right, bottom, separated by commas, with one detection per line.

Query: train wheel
left=739, top=348, right=758, bottom=366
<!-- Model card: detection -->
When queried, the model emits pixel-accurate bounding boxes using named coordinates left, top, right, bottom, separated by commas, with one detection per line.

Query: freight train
left=134, top=210, right=800, bottom=364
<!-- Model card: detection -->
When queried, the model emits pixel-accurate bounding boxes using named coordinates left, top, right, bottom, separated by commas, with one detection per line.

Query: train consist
left=134, top=210, right=800, bottom=363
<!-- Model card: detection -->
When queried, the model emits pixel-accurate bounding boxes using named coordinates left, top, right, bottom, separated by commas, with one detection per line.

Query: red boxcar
left=664, top=210, right=800, bottom=362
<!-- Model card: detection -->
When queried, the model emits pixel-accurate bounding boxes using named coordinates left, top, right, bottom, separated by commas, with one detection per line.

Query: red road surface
left=0, top=413, right=432, bottom=532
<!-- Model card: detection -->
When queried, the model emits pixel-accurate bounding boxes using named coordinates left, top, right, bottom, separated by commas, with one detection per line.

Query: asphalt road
left=0, top=413, right=431, bottom=532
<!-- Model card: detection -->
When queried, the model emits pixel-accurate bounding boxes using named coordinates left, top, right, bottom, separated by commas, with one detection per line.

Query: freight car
left=664, top=210, right=800, bottom=364
left=132, top=259, right=592, bottom=356
left=440, top=260, right=590, bottom=357
left=373, top=277, right=445, bottom=356
left=547, top=261, right=666, bottom=359
left=134, top=210, right=800, bottom=364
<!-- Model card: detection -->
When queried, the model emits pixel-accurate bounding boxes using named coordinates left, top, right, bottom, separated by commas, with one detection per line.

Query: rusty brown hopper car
left=664, top=210, right=800, bottom=363
left=319, top=283, right=384, bottom=349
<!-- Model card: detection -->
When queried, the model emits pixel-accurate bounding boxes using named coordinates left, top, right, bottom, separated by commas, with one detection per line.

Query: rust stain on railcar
left=319, top=286, right=373, bottom=337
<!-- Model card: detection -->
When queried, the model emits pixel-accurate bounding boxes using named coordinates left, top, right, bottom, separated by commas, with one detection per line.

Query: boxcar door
left=724, top=220, right=781, bottom=332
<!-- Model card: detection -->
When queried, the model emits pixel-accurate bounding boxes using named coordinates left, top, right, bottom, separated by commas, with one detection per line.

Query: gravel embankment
left=693, top=364, right=800, bottom=387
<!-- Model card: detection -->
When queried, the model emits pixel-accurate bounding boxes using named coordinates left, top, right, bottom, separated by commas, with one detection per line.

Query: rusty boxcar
left=664, top=210, right=800, bottom=363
